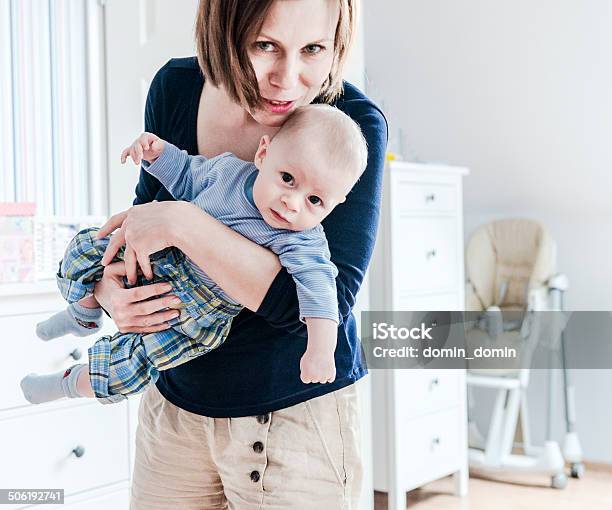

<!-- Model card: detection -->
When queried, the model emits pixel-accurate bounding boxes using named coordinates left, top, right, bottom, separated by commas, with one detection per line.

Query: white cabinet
left=369, top=162, right=469, bottom=510
left=0, top=285, right=135, bottom=509
left=1, top=402, right=129, bottom=494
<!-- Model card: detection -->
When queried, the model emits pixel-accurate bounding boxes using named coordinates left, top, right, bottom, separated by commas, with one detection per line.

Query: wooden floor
left=374, top=468, right=612, bottom=510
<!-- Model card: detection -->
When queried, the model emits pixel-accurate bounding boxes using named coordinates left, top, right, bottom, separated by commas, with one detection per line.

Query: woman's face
left=247, top=0, right=340, bottom=127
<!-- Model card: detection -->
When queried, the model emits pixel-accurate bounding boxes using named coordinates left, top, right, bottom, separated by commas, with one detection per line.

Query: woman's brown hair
left=195, top=0, right=357, bottom=109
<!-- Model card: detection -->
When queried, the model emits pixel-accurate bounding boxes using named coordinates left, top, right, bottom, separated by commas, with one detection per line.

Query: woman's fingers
left=125, top=282, right=173, bottom=302
left=97, top=210, right=129, bottom=239
left=96, top=257, right=177, bottom=333
left=102, top=260, right=127, bottom=280
left=136, top=251, right=153, bottom=281
left=131, top=292, right=181, bottom=317
left=125, top=323, right=172, bottom=334
left=110, top=261, right=127, bottom=276
left=115, top=313, right=175, bottom=334
left=122, top=309, right=178, bottom=333
left=123, top=245, right=139, bottom=285
left=137, top=309, right=180, bottom=328
left=117, top=302, right=179, bottom=333
left=101, top=228, right=127, bottom=265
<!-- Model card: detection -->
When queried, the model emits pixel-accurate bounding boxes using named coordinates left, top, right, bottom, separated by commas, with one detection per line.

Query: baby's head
left=253, top=104, right=368, bottom=231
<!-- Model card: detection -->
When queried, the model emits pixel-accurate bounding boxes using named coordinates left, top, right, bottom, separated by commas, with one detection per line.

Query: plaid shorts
left=57, top=227, right=243, bottom=404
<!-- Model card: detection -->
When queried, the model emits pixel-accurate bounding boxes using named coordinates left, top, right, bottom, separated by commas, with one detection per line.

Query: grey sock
left=36, top=301, right=103, bottom=341
left=20, top=364, right=88, bottom=404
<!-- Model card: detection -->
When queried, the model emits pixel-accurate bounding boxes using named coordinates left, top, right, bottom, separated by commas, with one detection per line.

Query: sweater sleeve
left=268, top=228, right=339, bottom=324
left=256, top=100, right=388, bottom=336
left=142, top=142, right=215, bottom=201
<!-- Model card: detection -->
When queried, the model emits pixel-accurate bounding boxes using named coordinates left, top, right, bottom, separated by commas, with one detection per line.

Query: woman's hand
left=98, top=199, right=281, bottom=313
left=93, top=261, right=181, bottom=334
left=97, top=201, right=185, bottom=284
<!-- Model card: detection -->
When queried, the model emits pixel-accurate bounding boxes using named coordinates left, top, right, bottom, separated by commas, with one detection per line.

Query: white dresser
left=0, top=283, right=137, bottom=509
left=369, top=161, right=469, bottom=510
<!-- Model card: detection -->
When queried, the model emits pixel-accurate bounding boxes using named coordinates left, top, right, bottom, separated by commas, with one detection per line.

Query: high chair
left=464, top=219, right=584, bottom=489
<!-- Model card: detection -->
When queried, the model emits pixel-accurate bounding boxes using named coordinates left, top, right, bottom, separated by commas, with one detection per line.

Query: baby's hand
left=121, top=132, right=165, bottom=166
left=301, top=318, right=337, bottom=384
left=300, top=348, right=336, bottom=384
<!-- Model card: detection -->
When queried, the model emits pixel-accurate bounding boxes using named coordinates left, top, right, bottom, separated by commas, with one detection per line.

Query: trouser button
left=253, top=441, right=264, bottom=453
left=250, top=470, right=261, bottom=483
left=256, top=414, right=270, bottom=424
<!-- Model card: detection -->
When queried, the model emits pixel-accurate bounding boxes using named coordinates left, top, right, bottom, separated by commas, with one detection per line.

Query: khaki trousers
left=130, top=383, right=363, bottom=509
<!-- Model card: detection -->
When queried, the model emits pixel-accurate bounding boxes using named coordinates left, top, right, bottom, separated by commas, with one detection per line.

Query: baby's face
left=252, top=135, right=355, bottom=231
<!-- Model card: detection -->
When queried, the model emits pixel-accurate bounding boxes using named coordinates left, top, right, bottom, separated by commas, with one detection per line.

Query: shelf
left=0, top=280, right=58, bottom=298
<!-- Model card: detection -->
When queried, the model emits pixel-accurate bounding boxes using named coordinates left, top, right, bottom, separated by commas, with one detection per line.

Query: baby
left=21, top=104, right=368, bottom=405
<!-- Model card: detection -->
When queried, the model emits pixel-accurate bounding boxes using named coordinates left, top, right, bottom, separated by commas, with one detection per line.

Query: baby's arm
left=269, top=229, right=339, bottom=384
left=121, top=132, right=213, bottom=201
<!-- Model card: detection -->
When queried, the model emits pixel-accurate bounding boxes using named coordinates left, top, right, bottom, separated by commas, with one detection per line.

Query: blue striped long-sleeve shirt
left=142, top=142, right=339, bottom=323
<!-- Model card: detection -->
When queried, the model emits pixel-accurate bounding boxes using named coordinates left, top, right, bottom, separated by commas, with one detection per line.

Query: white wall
left=364, top=0, right=612, bottom=463
left=364, top=0, right=612, bottom=309
left=105, top=0, right=199, bottom=214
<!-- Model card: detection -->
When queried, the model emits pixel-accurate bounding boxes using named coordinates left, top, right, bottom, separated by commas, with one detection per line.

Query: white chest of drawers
left=0, top=283, right=137, bottom=509
left=369, top=162, right=469, bottom=510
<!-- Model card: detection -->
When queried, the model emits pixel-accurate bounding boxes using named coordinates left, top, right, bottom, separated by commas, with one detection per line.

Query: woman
left=95, top=0, right=387, bottom=508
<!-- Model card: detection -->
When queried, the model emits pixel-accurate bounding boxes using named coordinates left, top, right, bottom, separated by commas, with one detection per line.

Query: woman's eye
left=308, top=195, right=322, bottom=206
left=303, top=44, right=324, bottom=55
left=255, top=41, right=276, bottom=52
left=281, top=172, right=294, bottom=185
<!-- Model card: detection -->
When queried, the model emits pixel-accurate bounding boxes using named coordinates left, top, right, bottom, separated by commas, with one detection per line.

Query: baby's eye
left=281, top=172, right=294, bottom=185
left=308, top=195, right=322, bottom=206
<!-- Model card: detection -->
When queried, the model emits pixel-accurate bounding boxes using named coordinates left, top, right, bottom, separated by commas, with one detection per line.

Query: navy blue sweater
left=134, top=57, right=387, bottom=417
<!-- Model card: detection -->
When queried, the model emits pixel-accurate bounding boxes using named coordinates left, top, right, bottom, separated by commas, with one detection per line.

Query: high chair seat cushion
left=466, top=219, right=555, bottom=311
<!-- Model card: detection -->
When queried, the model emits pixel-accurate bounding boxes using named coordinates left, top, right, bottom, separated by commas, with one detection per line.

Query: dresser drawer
left=398, top=407, right=464, bottom=491
left=392, top=217, right=458, bottom=293
left=397, top=369, right=461, bottom=419
left=0, top=402, right=130, bottom=498
left=393, top=180, right=457, bottom=214
left=0, top=313, right=116, bottom=410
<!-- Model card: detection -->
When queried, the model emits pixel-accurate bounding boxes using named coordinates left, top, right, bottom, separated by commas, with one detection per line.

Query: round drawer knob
left=432, top=437, right=441, bottom=446
left=425, top=194, right=436, bottom=202
left=69, top=348, right=82, bottom=360
left=431, top=377, right=440, bottom=386
left=72, top=445, right=86, bottom=458
left=426, top=249, right=437, bottom=259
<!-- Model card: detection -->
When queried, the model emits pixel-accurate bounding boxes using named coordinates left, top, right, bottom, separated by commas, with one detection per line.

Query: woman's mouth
left=263, top=98, right=295, bottom=114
